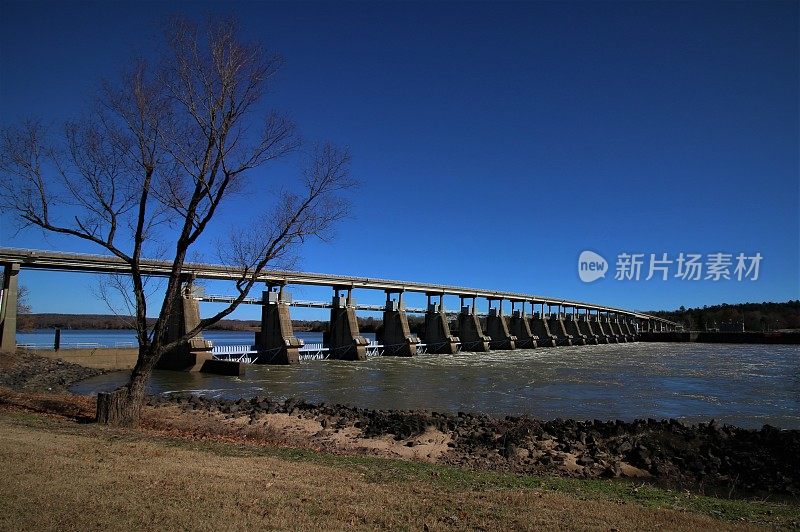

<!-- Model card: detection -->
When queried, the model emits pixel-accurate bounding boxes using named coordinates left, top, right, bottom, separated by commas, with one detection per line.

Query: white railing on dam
left=211, top=340, right=385, bottom=363
left=16, top=342, right=134, bottom=349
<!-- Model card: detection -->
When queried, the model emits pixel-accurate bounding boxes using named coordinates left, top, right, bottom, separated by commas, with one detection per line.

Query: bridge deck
left=0, top=247, right=676, bottom=325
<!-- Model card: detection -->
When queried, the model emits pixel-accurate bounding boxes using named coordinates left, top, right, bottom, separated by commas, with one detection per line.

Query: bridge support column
left=509, top=302, right=537, bottom=348
left=608, top=315, right=627, bottom=342
left=423, top=294, right=459, bottom=354
left=585, top=312, right=608, bottom=343
left=457, top=297, right=491, bottom=352
left=564, top=311, right=587, bottom=345
left=622, top=317, right=635, bottom=341
left=380, top=291, right=419, bottom=356
left=573, top=311, right=597, bottom=344
left=485, top=299, right=516, bottom=350
left=255, top=286, right=303, bottom=364
left=157, top=275, right=215, bottom=371
left=326, top=288, right=368, bottom=360
left=548, top=308, right=573, bottom=346
left=621, top=318, right=637, bottom=341
left=531, top=304, right=557, bottom=347
left=595, top=313, right=618, bottom=343
left=0, top=263, right=19, bottom=353
left=602, top=315, right=620, bottom=342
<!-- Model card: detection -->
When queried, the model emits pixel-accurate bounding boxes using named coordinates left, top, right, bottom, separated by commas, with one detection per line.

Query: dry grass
left=0, top=413, right=778, bottom=531
left=0, top=390, right=796, bottom=530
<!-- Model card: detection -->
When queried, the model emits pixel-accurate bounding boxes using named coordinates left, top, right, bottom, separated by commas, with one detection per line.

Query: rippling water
left=71, top=342, right=800, bottom=429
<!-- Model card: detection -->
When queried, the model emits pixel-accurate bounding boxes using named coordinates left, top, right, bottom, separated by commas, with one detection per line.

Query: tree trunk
left=95, top=361, right=150, bottom=426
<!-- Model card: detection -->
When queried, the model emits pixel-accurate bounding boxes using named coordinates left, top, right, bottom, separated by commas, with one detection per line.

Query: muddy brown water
left=69, top=341, right=800, bottom=429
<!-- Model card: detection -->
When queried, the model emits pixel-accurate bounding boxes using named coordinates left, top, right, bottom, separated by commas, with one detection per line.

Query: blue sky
left=1, top=1, right=798, bottom=320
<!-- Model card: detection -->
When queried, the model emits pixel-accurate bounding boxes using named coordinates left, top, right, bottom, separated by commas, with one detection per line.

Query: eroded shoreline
left=147, top=392, right=800, bottom=497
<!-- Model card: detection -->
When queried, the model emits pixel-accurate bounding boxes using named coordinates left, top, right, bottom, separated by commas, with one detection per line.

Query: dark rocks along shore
left=0, top=351, right=106, bottom=392
left=148, top=393, right=800, bottom=497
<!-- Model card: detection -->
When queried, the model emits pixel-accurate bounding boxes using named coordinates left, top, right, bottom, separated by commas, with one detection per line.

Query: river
left=30, top=329, right=796, bottom=429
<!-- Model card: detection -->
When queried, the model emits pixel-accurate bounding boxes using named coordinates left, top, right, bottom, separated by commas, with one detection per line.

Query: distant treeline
left=17, top=314, right=259, bottom=331
left=645, top=301, right=800, bottom=331
left=21, top=313, right=262, bottom=331
left=23, top=301, right=800, bottom=333
left=21, top=313, right=411, bottom=333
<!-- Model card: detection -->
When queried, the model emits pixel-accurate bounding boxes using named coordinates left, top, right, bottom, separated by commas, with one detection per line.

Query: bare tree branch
left=0, top=15, right=355, bottom=426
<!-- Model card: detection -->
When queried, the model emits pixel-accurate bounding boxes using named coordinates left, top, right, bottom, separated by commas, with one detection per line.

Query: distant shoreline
left=20, top=313, right=261, bottom=332
left=18, top=313, right=381, bottom=333
left=19, top=306, right=799, bottom=336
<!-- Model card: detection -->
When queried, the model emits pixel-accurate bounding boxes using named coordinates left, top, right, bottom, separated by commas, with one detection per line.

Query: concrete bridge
left=0, top=248, right=678, bottom=367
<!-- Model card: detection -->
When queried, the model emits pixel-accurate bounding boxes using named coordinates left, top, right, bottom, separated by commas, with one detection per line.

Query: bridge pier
left=423, top=294, right=459, bottom=354
left=614, top=315, right=630, bottom=341
left=564, top=310, right=587, bottom=345
left=531, top=304, right=557, bottom=347
left=156, top=275, right=215, bottom=371
left=594, top=313, right=618, bottom=343
left=603, top=315, right=622, bottom=342
left=584, top=312, right=608, bottom=343
left=325, top=288, right=368, bottom=361
left=572, top=311, right=597, bottom=344
left=0, top=263, right=19, bottom=353
left=508, top=301, right=538, bottom=348
left=621, top=318, right=638, bottom=341
left=618, top=316, right=633, bottom=341
left=548, top=308, right=573, bottom=346
left=380, top=291, right=419, bottom=356
left=254, top=286, right=303, bottom=364
left=485, top=299, right=516, bottom=350
left=608, top=316, right=627, bottom=342
left=457, top=297, right=491, bottom=352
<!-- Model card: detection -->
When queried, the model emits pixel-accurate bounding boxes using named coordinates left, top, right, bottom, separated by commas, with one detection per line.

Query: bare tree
left=0, top=16, right=354, bottom=426
left=0, top=276, right=32, bottom=329
left=16, top=285, right=32, bottom=330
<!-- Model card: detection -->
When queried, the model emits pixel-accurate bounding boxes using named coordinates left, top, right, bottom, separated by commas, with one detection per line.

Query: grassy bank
left=0, top=408, right=797, bottom=530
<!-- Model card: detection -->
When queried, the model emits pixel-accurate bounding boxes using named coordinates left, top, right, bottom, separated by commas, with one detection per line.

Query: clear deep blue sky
left=1, top=1, right=798, bottom=320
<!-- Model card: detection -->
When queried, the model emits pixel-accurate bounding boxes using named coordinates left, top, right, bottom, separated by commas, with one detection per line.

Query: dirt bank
left=146, top=394, right=800, bottom=498
left=0, top=350, right=107, bottom=392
